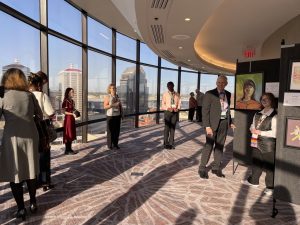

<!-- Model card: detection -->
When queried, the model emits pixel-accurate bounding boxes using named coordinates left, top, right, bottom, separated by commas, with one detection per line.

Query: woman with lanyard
left=241, top=93, right=277, bottom=196
left=104, top=83, right=123, bottom=150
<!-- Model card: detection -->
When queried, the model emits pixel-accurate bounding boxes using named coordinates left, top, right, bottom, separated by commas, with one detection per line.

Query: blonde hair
left=1, top=68, right=28, bottom=91
left=107, top=83, right=116, bottom=94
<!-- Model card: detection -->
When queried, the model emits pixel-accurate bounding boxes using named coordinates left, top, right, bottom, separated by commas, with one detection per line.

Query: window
left=161, top=58, right=178, bottom=69
left=0, top=11, right=40, bottom=79
left=1, top=0, right=39, bottom=21
left=88, top=17, right=112, bottom=53
left=180, top=72, right=198, bottom=120
left=48, top=0, right=82, bottom=41
left=138, top=65, right=158, bottom=127
left=140, top=43, right=157, bottom=65
left=160, top=69, right=178, bottom=110
left=227, top=75, right=235, bottom=108
left=48, top=35, right=82, bottom=128
left=116, top=33, right=136, bottom=61
left=200, top=74, right=218, bottom=93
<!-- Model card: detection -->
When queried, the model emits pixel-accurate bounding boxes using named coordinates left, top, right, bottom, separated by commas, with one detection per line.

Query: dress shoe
left=15, top=208, right=27, bottom=220
left=164, top=145, right=170, bottom=149
left=108, top=146, right=113, bottom=150
left=65, top=150, right=77, bottom=155
left=42, top=183, right=55, bottom=192
left=29, top=202, right=38, bottom=214
left=169, top=145, right=175, bottom=149
left=114, top=145, right=120, bottom=149
left=199, top=171, right=209, bottom=179
left=212, top=169, right=225, bottom=178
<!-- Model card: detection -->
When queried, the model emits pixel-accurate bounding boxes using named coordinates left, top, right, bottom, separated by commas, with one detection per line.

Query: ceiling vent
left=161, top=50, right=175, bottom=59
left=151, top=25, right=164, bottom=44
left=151, top=0, right=169, bottom=9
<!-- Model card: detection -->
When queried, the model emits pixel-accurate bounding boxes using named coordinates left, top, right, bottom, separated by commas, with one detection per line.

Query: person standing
left=0, top=68, right=39, bottom=220
left=62, top=88, right=78, bottom=155
left=162, top=81, right=181, bottom=149
left=195, top=89, right=204, bottom=122
left=103, top=84, right=123, bottom=150
left=199, top=75, right=234, bottom=179
left=241, top=93, right=277, bottom=196
left=188, top=92, right=197, bottom=121
left=28, top=72, right=55, bottom=191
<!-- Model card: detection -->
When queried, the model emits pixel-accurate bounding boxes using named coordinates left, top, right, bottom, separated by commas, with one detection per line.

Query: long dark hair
left=242, top=79, right=256, bottom=100
left=64, top=87, right=73, bottom=100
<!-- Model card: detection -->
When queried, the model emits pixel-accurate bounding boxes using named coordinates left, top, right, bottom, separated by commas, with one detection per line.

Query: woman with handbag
left=28, top=72, right=55, bottom=191
left=104, top=83, right=123, bottom=150
left=62, top=87, right=78, bottom=155
left=0, top=68, right=39, bottom=220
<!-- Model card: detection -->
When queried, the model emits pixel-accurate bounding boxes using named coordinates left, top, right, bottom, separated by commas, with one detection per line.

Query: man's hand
left=173, top=108, right=178, bottom=112
left=206, top=127, right=213, bottom=136
left=167, top=108, right=173, bottom=112
left=230, top=124, right=236, bottom=130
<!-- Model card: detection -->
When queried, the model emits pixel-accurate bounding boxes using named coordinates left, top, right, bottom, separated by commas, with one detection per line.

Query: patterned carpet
left=0, top=121, right=299, bottom=225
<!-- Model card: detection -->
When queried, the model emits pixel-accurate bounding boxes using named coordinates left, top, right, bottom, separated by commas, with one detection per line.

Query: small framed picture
left=289, top=60, right=300, bottom=91
left=285, top=118, right=300, bottom=149
left=235, top=72, right=264, bottom=110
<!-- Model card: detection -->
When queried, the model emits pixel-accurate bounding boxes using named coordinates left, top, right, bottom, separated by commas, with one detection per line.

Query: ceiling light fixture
left=187, top=59, right=191, bottom=62
left=185, top=18, right=191, bottom=22
left=178, top=46, right=183, bottom=50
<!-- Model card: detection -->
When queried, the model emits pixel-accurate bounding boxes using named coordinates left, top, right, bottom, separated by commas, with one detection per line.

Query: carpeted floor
left=0, top=121, right=299, bottom=224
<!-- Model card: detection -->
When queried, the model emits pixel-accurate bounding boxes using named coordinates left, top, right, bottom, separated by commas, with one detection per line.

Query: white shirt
left=32, top=91, right=55, bottom=119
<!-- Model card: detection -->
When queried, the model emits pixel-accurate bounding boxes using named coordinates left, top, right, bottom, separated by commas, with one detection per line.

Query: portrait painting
left=285, top=118, right=300, bottom=149
left=235, top=73, right=263, bottom=110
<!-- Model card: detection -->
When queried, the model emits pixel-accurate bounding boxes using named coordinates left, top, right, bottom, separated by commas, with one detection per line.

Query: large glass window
left=200, top=74, right=218, bottom=94
left=0, top=11, right=40, bottom=79
left=227, top=75, right=235, bottom=108
left=140, top=43, right=157, bottom=65
left=88, top=17, right=112, bottom=53
left=160, top=69, right=178, bottom=110
left=48, top=35, right=82, bottom=128
left=161, top=58, right=178, bottom=69
left=116, top=33, right=136, bottom=61
left=138, top=65, right=157, bottom=127
left=180, top=72, right=198, bottom=121
left=48, top=0, right=82, bottom=41
left=88, top=51, right=112, bottom=121
left=1, top=0, right=39, bottom=21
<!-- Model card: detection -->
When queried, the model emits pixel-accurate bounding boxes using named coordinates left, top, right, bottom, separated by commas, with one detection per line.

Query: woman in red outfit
left=62, top=88, right=78, bottom=155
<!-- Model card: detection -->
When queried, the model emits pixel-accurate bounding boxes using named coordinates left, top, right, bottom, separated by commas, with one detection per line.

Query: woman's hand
left=250, top=128, right=261, bottom=135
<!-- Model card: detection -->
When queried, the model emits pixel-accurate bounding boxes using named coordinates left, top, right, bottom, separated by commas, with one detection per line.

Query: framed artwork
left=289, top=60, right=300, bottom=91
left=285, top=118, right=300, bottom=149
left=235, top=72, right=263, bottom=110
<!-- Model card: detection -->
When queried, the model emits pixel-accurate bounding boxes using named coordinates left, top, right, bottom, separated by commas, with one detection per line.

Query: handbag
left=73, top=109, right=81, bottom=118
left=31, top=94, right=49, bottom=152
left=44, top=119, right=57, bottom=142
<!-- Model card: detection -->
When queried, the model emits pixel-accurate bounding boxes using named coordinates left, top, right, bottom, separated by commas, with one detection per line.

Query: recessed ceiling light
left=185, top=18, right=191, bottom=22
left=172, top=34, right=190, bottom=40
left=187, top=59, right=191, bottom=62
left=202, top=66, right=205, bottom=69
left=178, top=46, right=183, bottom=50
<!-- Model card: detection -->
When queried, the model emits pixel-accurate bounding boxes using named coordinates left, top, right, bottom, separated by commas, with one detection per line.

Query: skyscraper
left=59, top=64, right=82, bottom=113
left=2, top=59, right=31, bottom=78
left=118, top=66, right=148, bottom=114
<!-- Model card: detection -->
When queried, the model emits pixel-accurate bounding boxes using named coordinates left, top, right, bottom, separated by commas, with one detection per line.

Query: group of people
left=0, top=70, right=277, bottom=221
left=188, top=89, right=204, bottom=122
left=162, top=75, right=277, bottom=197
left=0, top=68, right=81, bottom=221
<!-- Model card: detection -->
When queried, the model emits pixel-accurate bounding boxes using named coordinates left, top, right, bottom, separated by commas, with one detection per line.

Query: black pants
left=196, top=106, right=202, bottom=122
left=188, top=108, right=196, bottom=121
left=248, top=148, right=275, bottom=188
left=107, top=116, right=121, bottom=148
left=65, top=141, right=73, bottom=152
left=164, top=111, right=178, bottom=146
left=199, top=119, right=228, bottom=171
left=39, top=149, right=51, bottom=185
left=10, top=179, right=36, bottom=210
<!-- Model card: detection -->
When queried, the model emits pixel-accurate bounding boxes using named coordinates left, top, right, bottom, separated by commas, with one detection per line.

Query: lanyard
left=256, top=114, right=267, bottom=129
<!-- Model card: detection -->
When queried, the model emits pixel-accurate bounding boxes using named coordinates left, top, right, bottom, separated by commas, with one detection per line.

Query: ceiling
left=70, top=0, right=300, bottom=74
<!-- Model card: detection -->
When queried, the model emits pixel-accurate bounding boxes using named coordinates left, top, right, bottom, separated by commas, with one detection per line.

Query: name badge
left=251, top=134, right=258, bottom=148
left=113, top=108, right=119, bottom=112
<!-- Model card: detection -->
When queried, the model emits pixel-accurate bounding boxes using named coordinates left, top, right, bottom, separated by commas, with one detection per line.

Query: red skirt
left=63, top=115, right=76, bottom=143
